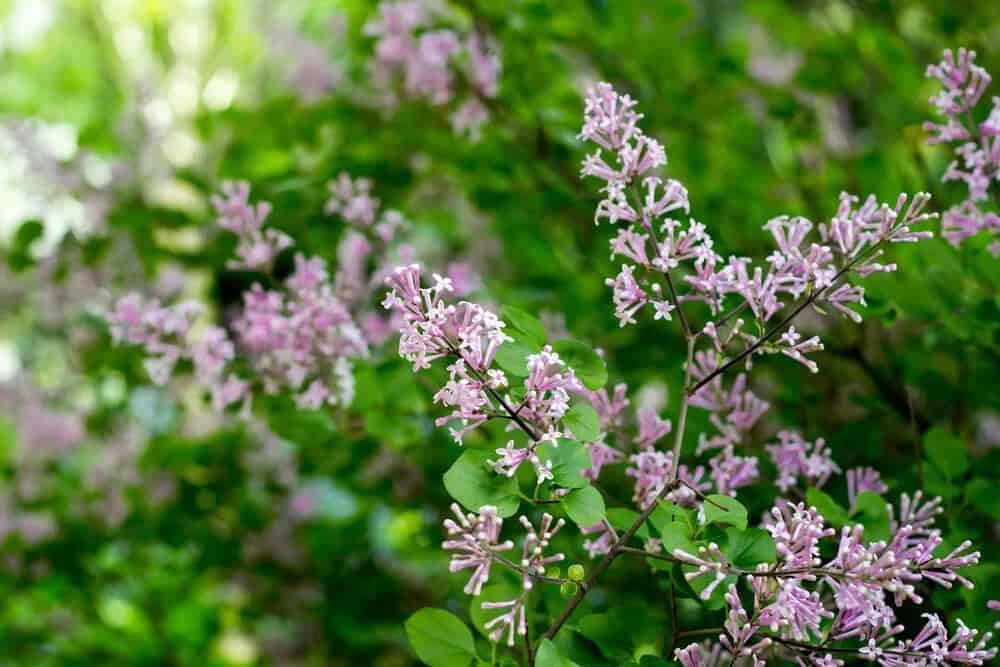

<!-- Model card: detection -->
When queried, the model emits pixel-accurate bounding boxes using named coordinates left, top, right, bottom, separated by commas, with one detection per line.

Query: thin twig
left=663, top=269, right=693, bottom=340
left=524, top=602, right=534, bottom=667
left=445, top=341, right=541, bottom=442
left=675, top=627, right=723, bottom=640
left=669, top=337, right=696, bottom=481
left=763, top=633, right=925, bottom=659
left=666, top=580, right=679, bottom=656
left=618, top=546, right=683, bottom=564
left=492, top=553, right=575, bottom=586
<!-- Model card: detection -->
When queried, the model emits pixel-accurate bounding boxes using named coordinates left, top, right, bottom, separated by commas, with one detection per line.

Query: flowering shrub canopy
left=1, top=2, right=1000, bottom=666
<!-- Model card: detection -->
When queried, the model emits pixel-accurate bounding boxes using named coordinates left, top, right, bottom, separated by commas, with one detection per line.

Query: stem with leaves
left=538, top=274, right=699, bottom=650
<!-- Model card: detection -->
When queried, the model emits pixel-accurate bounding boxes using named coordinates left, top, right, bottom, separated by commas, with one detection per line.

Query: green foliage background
left=1, top=0, right=999, bottom=665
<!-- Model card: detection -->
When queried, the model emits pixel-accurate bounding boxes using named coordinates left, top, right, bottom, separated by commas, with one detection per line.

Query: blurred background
left=1, top=0, right=999, bottom=665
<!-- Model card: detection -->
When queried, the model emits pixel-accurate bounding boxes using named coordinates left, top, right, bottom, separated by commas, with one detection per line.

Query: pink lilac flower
left=232, top=265, right=367, bottom=409
left=846, top=466, right=887, bottom=512
left=720, top=585, right=772, bottom=665
left=634, top=407, right=672, bottom=449
left=442, top=503, right=514, bottom=596
left=445, top=261, right=481, bottom=296
left=325, top=172, right=380, bottom=227
left=109, top=181, right=378, bottom=412
left=522, top=346, right=582, bottom=428
left=106, top=293, right=201, bottom=386
left=880, top=613, right=996, bottom=665
left=675, top=641, right=731, bottom=667
left=941, top=201, right=1000, bottom=251
left=605, top=264, right=648, bottom=327
left=626, top=449, right=710, bottom=509
left=755, top=579, right=831, bottom=642
left=474, top=512, right=565, bottom=647
left=924, top=48, right=1000, bottom=254
left=762, top=500, right=835, bottom=568
left=585, top=383, right=630, bottom=430
left=464, top=33, right=500, bottom=98
left=268, top=17, right=344, bottom=103
left=488, top=440, right=553, bottom=483
left=580, top=521, right=615, bottom=558
left=517, top=513, right=566, bottom=590
left=212, top=181, right=292, bottom=271
left=674, top=542, right=735, bottom=601
left=709, top=449, right=760, bottom=496
left=450, top=89, right=490, bottom=141
left=365, top=1, right=500, bottom=140
left=691, top=355, right=769, bottom=454
left=766, top=430, right=841, bottom=492
left=482, top=598, right=526, bottom=647
left=583, top=440, right=623, bottom=480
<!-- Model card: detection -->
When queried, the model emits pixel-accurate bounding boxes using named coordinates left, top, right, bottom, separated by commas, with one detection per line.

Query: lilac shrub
left=924, top=48, right=1000, bottom=254
left=394, top=82, right=997, bottom=666
left=107, top=174, right=408, bottom=412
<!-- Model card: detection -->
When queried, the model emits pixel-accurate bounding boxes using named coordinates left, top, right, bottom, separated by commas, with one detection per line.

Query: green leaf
left=702, top=495, right=747, bottom=530
left=6, top=220, right=43, bottom=272
left=806, top=488, right=849, bottom=528
left=563, top=402, right=601, bottom=442
left=495, top=340, right=535, bottom=378
left=923, top=426, right=969, bottom=479
left=539, top=439, right=591, bottom=489
left=967, top=478, right=1000, bottom=519
left=723, top=528, right=777, bottom=569
left=576, top=609, right=644, bottom=661
left=853, top=492, right=891, bottom=542
left=649, top=500, right=696, bottom=538
left=0, top=415, right=17, bottom=468
left=647, top=521, right=696, bottom=572
left=562, top=486, right=605, bottom=528
left=405, top=609, right=476, bottom=667
left=924, top=463, right=959, bottom=500
left=552, top=340, right=606, bottom=390
left=637, top=658, right=674, bottom=667
left=657, top=521, right=697, bottom=555
left=443, top=450, right=520, bottom=517
left=501, top=305, right=547, bottom=348
left=536, top=639, right=577, bottom=667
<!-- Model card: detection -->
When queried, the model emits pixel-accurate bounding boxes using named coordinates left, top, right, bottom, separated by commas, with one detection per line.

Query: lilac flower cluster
left=267, top=14, right=345, bottom=103
left=924, top=48, right=1000, bottom=254
left=665, top=476, right=991, bottom=665
left=383, top=264, right=585, bottom=453
left=581, top=81, right=934, bottom=377
left=583, top=84, right=987, bottom=664
left=107, top=294, right=206, bottom=388
left=108, top=175, right=416, bottom=412
left=387, top=77, right=994, bottom=666
left=442, top=504, right=565, bottom=646
left=766, top=430, right=840, bottom=492
left=365, top=0, right=501, bottom=140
